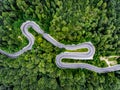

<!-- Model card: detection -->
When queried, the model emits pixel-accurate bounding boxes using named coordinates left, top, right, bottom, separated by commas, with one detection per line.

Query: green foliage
left=0, top=0, right=120, bottom=90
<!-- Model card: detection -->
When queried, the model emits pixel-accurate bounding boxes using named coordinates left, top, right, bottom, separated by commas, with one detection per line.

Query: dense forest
left=0, top=0, right=120, bottom=90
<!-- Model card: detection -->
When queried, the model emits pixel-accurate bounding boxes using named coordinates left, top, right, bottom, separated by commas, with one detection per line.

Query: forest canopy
left=0, top=0, right=120, bottom=90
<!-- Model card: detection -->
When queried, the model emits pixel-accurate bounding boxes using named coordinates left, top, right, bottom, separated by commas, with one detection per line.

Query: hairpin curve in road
left=0, top=21, right=119, bottom=73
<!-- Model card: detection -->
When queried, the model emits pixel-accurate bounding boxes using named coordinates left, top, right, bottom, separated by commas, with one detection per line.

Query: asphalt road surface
left=0, top=21, right=119, bottom=73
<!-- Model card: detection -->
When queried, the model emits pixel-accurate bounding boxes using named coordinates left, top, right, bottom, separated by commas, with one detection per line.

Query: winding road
left=0, top=21, right=119, bottom=73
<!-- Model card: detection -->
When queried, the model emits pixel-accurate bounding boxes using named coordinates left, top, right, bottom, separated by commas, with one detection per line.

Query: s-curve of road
left=0, top=21, right=119, bottom=73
